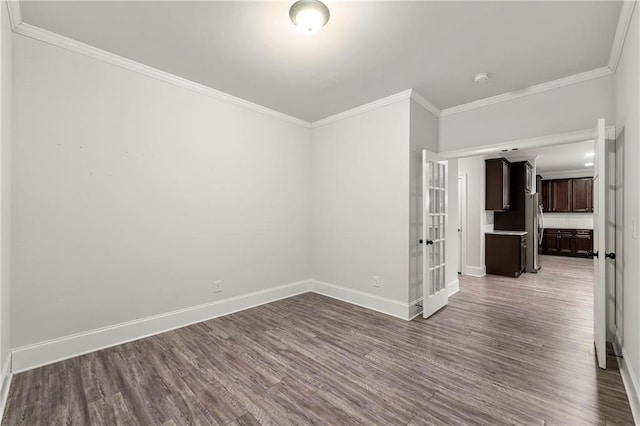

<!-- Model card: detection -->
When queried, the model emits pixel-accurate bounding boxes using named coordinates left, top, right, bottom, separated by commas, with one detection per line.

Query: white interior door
left=605, top=127, right=618, bottom=343
left=458, top=177, right=463, bottom=274
left=422, top=150, right=448, bottom=319
left=593, top=118, right=608, bottom=369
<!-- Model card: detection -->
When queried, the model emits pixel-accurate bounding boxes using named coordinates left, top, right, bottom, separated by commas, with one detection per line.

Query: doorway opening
left=445, top=124, right=620, bottom=371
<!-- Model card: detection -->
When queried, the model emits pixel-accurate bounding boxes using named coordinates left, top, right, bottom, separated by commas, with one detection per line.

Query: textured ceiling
left=20, top=1, right=623, bottom=122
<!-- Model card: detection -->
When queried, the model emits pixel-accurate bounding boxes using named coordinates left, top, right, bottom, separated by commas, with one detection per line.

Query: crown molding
left=6, top=0, right=22, bottom=30
left=311, top=89, right=414, bottom=128
left=12, top=22, right=312, bottom=129
left=440, top=67, right=613, bottom=117
left=608, top=0, right=637, bottom=72
left=6, top=0, right=631, bottom=128
left=409, top=89, right=440, bottom=117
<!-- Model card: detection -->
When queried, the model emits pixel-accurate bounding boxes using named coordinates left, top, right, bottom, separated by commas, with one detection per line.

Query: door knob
left=605, top=252, right=616, bottom=260
left=588, top=250, right=599, bottom=258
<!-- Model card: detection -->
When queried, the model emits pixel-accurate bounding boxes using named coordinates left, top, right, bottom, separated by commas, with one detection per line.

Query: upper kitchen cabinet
left=571, top=178, right=593, bottom=212
left=552, top=179, right=572, bottom=212
left=485, top=158, right=510, bottom=211
left=494, top=161, right=531, bottom=231
left=540, top=177, right=593, bottom=213
left=541, top=180, right=552, bottom=212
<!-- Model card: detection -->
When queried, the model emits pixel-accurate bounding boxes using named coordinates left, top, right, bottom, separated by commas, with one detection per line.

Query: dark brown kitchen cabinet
left=486, top=158, right=510, bottom=211
left=540, top=177, right=592, bottom=213
left=557, top=231, right=574, bottom=255
left=552, top=180, right=572, bottom=212
left=571, top=178, right=593, bottom=212
left=536, top=174, right=543, bottom=196
left=540, top=228, right=592, bottom=258
left=485, top=233, right=527, bottom=278
left=574, top=230, right=594, bottom=256
left=543, top=229, right=561, bottom=254
left=495, top=161, right=531, bottom=231
left=541, top=180, right=552, bottom=212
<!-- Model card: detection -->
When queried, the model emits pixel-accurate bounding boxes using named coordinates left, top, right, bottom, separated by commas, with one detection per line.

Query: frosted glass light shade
left=289, top=0, right=330, bottom=33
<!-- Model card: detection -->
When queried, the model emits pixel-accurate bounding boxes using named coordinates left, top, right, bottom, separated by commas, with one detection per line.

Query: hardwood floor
left=2, top=255, right=634, bottom=425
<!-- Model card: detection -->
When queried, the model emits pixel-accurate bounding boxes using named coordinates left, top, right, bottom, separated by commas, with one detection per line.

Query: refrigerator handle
left=538, top=204, right=544, bottom=244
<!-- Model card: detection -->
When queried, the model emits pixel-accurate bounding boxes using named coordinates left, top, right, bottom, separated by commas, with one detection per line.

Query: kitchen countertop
left=485, top=231, right=528, bottom=236
left=543, top=226, right=593, bottom=230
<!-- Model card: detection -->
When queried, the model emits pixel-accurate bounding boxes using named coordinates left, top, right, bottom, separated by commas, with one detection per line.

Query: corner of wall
left=0, top=0, right=13, bottom=402
left=0, top=354, right=11, bottom=420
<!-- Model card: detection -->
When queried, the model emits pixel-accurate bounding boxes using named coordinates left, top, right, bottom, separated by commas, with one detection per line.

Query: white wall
left=0, top=1, right=12, bottom=374
left=439, top=75, right=615, bottom=153
left=311, top=99, right=410, bottom=303
left=12, top=34, right=311, bottom=347
left=458, top=156, right=493, bottom=276
left=613, top=3, right=640, bottom=414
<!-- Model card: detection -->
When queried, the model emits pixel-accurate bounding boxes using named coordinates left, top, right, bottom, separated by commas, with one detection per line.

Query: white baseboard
left=11, top=277, right=461, bottom=373
left=464, top=266, right=486, bottom=277
left=448, top=279, right=460, bottom=296
left=11, top=280, right=310, bottom=373
left=613, top=342, right=640, bottom=424
left=309, top=280, right=413, bottom=321
left=406, top=279, right=461, bottom=320
left=0, top=355, right=12, bottom=419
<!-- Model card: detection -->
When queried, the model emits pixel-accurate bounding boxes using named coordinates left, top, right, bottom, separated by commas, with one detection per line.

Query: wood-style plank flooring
left=3, top=255, right=634, bottom=425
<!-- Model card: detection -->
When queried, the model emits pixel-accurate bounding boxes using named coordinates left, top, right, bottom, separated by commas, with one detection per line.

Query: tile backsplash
left=543, top=213, right=593, bottom=230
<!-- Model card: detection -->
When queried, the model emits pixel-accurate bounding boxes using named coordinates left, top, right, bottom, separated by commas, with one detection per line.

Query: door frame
left=440, top=125, right=620, bottom=353
left=439, top=128, right=603, bottom=160
left=614, top=132, right=624, bottom=347
left=458, top=174, right=468, bottom=275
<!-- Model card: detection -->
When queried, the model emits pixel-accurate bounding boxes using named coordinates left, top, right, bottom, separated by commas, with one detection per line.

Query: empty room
left=0, top=0, right=639, bottom=424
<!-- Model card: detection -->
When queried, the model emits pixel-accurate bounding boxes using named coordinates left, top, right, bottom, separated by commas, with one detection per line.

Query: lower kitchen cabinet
left=540, top=229, right=593, bottom=258
left=574, top=230, right=593, bottom=257
left=485, top=233, right=527, bottom=278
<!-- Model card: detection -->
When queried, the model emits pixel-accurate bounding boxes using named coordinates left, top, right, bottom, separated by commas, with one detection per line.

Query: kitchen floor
left=2, top=255, right=633, bottom=425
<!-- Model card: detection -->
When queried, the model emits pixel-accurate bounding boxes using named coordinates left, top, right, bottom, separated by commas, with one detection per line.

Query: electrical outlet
left=214, top=280, right=222, bottom=293
left=373, top=276, right=380, bottom=288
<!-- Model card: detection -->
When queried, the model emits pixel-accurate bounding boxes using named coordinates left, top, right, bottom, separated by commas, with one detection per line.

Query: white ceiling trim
left=12, top=22, right=312, bottom=129
left=608, top=0, right=637, bottom=72
left=310, top=89, right=414, bottom=128
left=439, top=66, right=613, bottom=117
left=6, top=0, right=22, bottom=30
left=5, top=0, right=632, bottom=127
left=409, top=90, right=440, bottom=117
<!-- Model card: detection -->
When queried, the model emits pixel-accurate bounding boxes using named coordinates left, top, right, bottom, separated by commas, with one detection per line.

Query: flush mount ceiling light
left=289, top=0, right=330, bottom=33
left=473, top=72, right=490, bottom=83
left=585, top=152, right=595, bottom=157
left=585, top=162, right=594, bottom=167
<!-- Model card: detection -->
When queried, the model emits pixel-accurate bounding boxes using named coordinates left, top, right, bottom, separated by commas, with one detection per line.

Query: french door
left=422, top=150, right=448, bottom=319
left=593, top=118, right=616, bottom=369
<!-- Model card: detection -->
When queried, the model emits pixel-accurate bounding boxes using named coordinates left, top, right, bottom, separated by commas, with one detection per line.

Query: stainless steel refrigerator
left=525, top=193, right=544, bottom=272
